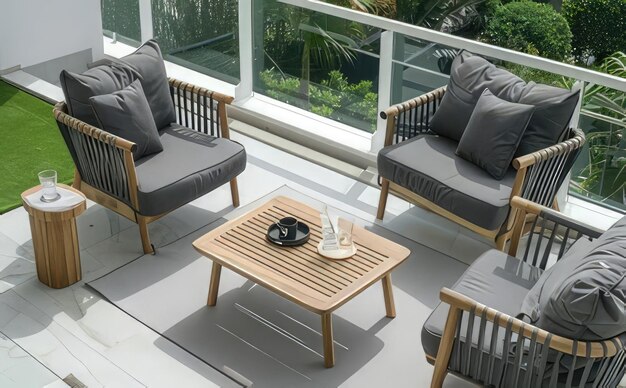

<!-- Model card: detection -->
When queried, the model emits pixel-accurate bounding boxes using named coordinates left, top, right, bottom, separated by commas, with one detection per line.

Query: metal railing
left=102, top=0, right=626, bottom=212
left=278, top=0, right=626, bottom=92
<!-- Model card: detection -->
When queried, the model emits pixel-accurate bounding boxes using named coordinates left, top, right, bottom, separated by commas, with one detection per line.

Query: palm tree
left=398, top=0, right=488, bottom=31
left=263, top=0, right=489, bottom=102
left=264, top=2, right=363, bottom=99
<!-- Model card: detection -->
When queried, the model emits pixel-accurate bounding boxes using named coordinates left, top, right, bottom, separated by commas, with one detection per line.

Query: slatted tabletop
left=193, top=196, right=411, bottom=314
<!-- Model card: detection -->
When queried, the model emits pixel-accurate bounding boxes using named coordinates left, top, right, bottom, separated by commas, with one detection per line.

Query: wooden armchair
left=54, top=78, right=245, bottom=254
left=377, top=86, right=586, bottom=249
left=425, top=196, right=626, bottom=388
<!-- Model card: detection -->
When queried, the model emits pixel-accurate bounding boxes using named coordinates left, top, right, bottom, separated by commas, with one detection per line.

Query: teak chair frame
left=376, top=86, right=586, bottom=250
left=428, top=196, right=626, bottom=388
left=54, top=78, right=240, bottom=254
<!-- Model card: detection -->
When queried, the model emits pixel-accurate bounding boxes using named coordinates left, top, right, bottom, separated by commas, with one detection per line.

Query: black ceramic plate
left=267, top=222, right=310, bottom=246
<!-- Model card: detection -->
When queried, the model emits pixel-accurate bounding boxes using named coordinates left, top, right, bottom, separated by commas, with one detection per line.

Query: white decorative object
left=318, top=206, right=357, bottom=258
left=23, top=187, right=84, bottom=212
left=320, top=205, right=338, bottom=250
left=317, top=240, right=357, bottom=260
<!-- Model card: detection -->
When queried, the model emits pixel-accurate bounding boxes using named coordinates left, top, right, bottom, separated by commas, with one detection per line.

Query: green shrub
left=482, top=1, right=573, bottom=60
left=474, top=0, right=501, bottom=29
left=258, top=69, right=378, bottom=132
left=563, top=0, right=626, bottom=62
left=503, top=63, right=569, bottom=87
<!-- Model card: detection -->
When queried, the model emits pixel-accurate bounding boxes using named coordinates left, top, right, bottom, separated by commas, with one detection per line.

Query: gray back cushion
left=60, top=64, right=138, bottom=127
left=519, top=216, right=626, bottom=340
left=430, top=51, right=526, bottom=141
left=515, top=82, right=580, bottom=157
left=119, top=40, right=176, bottom=130
left=90, top=80, right=163, bottom=160
left=456, top=89, right=535, bottom=180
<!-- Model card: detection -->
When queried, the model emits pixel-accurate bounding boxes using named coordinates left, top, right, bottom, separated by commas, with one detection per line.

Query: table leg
left=207, top=262, right=222, bottom=306
left=321, top=313, right=335, bottom=368
left=382, top=274, right=396, bottom=318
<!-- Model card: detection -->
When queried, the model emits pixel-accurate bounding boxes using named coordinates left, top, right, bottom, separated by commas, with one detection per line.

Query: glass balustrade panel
left=253, top=0, right=382, bottom=133
left=151, top=0, right=240, bottom=84
left=101, top=0, right=141, bottom=46
left=571, top=95, right=626, bottom=213
left=390, top=35, right=455, bottom=104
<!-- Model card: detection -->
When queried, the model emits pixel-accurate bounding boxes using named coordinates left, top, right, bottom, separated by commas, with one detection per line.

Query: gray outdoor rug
left=88, top=186, right=469, bottom=388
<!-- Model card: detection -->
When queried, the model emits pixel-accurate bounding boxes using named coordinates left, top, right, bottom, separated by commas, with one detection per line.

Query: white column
left=557, top=80, right=586, bottom=208
left=569, top=80, right=584, bottom=129
left=370, top=30, right=394, bottom=153
left=139, top=0, right=153, bottom=42
left=235, top=0, right=254, bottom=102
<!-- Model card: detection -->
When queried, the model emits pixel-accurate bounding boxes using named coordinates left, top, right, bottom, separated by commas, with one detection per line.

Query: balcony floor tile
left=0, top=130, right=500, bottom=388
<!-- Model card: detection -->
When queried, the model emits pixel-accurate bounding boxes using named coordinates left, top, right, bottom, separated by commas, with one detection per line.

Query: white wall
left=0, top=0, right=104, bottom=72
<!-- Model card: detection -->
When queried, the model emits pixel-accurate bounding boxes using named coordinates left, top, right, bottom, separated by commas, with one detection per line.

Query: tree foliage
left=482, top=1, right=572, bottom=60
left=563, top=0, right=626, bottom=62
left=151, top=0, right=238, bottom=53
left=101, top=0, right=141, bottom=41
left=259, top=69, right=378, bottom=131
left=397, top=0, right=487, bottom=31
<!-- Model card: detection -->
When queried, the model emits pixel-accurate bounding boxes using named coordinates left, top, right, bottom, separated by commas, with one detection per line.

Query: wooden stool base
left=29, top=215, right=82, bottom=288
left=22, top=184, right=86, bottom=289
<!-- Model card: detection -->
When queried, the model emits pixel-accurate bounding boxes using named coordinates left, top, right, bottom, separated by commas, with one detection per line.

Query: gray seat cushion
left=421, top=249, right=621, bottom=387
left=135, top=124, right=246, bottom=216
left=422, top=249, right=542, bottom=360
left=429, top=51, right=526, bottom=142
left=515, top=82, right=580, bottom=157
left=59, top=64, right=138, bottom=127
left=89, top=80, right=163, bottom=160
left=119, top=40, right=176, bottom=130
left=456, top=89, right=535, bottom=180
left=378, top=134, right=516, bottom=230
left=520, top=216, right=626, bottom=341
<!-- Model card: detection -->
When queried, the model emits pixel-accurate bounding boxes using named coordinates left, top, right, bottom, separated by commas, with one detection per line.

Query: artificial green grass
left=0, top=81, right=74, bottom=214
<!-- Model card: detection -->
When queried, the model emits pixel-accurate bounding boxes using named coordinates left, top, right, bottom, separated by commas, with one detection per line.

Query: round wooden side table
left=21, top=184, right=86, bottom=289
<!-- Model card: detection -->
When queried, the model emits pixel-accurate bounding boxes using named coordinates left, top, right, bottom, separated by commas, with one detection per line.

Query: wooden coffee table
left=192, top=196, right=410, bottom=367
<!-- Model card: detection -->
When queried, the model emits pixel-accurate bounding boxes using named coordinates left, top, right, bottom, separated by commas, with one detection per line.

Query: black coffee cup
left=277, top=217, right=298, bottom=240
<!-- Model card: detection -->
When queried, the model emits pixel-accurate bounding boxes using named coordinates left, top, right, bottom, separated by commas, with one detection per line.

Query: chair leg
left=431, top=306, right=461, bottom=388
left=137, top=216, right=154, bottom=255
left=230, top=178, right=240, bottom=208
left=377, top=178, right=390, bottom=220
left=495, top=233, right=508, bottom=252
left=431, top=361, right=449, bottom=388
left=72, top=168, right=81, bottom=189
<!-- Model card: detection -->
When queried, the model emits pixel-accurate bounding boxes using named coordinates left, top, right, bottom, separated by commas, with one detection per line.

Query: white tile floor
left=0, top=129, right=621, bottom=388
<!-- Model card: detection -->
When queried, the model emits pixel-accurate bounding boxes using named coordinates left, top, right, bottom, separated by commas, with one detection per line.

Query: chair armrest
left=505, top=128, right=586, bottom=237
left=512, top=128, right=586, bottom=170
left=168, top=77, right=234, bottom=105
left=507, top=195, right=605, bottom=266
left=379, top=86, right=446, bottom=147
left=168, top=77, right=235, bottom=139
left=54, top=103, right=136, bottom=153
left=438, top=287, right=621, bottom=358
left=510, top=196, right=605, bottom=238
left=432, top=287, right=624, bottom=387
left=54, top=102, right=140, bottom=209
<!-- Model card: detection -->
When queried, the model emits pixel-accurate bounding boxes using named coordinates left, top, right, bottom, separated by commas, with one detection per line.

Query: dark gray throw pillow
left=430, top=51, right=526, bottom=141
left=515, top=82, right=580, bottom=156
left=119, top=40, right=176, bottom=130
left=60, top=64, right=138, bottom=127
left=519, top=216, right=626, bottom=341
left=89, top=80, right=163, bottom=160
left=456, top=89, right=535, bottom=180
